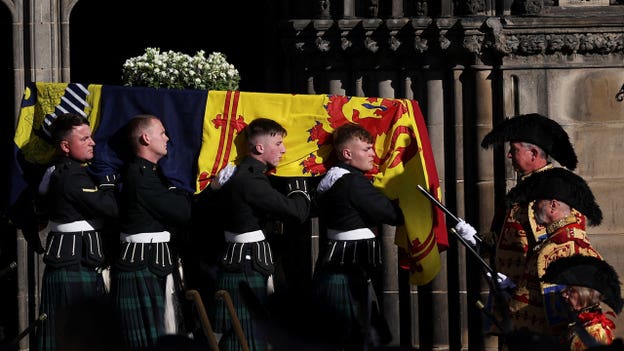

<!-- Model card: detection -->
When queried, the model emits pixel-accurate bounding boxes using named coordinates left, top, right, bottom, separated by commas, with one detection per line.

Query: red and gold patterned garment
left=508, top=211, right=601, bottom=335
left=568, top=309, right=616, bottom=351
left=494, top=164, right=554, bottom=284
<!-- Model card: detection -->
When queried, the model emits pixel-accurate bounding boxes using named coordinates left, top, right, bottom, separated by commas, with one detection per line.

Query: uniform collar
left=134, top=156, right=158, bottom=171
left=336, top=161, right=365, bottom=175
left=241, top=156, right=269, bottom=173
left=546, top=214, right=578, bottom=235
left=520, top=163, right=554, bottom=181
left=55, top=155, right=88, bottom=168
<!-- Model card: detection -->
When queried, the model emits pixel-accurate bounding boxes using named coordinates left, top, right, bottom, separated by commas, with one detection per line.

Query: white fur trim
left=38, top=165, right=56, bottom=195
left=211, top=163, right=237, bottom=190
left=317, top=167, right=350, bottom=194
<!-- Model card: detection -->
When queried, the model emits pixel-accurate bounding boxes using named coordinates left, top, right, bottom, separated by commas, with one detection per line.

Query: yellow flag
left=196, top=91, right=448, bottom=285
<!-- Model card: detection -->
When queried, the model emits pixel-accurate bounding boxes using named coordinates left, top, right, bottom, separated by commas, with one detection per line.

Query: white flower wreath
left=122, top=47, right=241, bottom=90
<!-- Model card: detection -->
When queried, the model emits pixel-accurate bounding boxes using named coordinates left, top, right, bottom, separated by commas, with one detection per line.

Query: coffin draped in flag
left=7, top=82, right=206, bottom=246
left=10, top=83, right=205, bottom=193
left=9, top=83, right=448, bottom=286
left=196, top=91, right=448, bottom=285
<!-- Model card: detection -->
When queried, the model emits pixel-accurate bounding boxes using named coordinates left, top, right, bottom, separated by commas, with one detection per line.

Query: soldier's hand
left=38, top=165, right=55, bottom=195
left=286, top=177, right=311, bottom=202
left=97, top=174, right=120, bottom=189
left=486, top=272, right=516, bottom=291
left=22, top=227, right=45, bottom=254
left=454, top=220, right=477, bottom=245
left=211, top=164, right=236, bottom=190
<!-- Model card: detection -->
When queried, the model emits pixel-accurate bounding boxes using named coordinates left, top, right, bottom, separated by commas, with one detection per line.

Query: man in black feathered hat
left=450, top=113, right=589, bottom=345
left=504, top=167, right=604, bottom=344
left=456, top=113, right=580, bottom=282
left=481, top=113, right=581, bottom=283
left=541, top=255, right=623, bottom=350
left=480, top=113, right=578, bottom=171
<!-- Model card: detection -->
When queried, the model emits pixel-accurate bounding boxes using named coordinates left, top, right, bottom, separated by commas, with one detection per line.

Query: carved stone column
left=452, top=64, right=470, bottom=349
left=377, top=72, right=396, bottom=98
left=391, top=0, right=404, bottom=18
left=424, top=65, right=450, bottom=350
left=343, top=0, right=355, bottom=18
left=30, top=0, right=62, bottom=82
left=473, top=63, right=498, bottom=350
left=16, top=1, right=66, bottom=349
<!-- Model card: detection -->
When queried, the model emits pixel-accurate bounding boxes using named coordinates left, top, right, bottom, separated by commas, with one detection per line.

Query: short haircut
left=245, top=118, right=287, bottom=146
left=570, top=285, right=602, bottom=309
left=125, top=114, right=159, bottom=151
left=332, top=123, right=373, bottom=152
left=50, top=113, right=90, bottom=144
left=519, top=141, right=547, bottom=160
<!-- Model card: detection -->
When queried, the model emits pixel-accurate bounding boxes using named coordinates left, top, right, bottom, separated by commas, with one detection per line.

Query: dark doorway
left=0, top=1, right=18, bottom=346
left=69, top=0, right=280, bottom=93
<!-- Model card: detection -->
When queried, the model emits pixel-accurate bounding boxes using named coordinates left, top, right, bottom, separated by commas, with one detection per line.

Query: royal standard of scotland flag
left=196, top=91, right=449, bottom=285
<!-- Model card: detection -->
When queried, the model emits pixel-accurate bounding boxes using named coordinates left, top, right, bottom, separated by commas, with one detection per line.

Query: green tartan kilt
left=36, top=265, right=106, bottom=351
left=211, top=268, right=268, bottom=351
left=311, top=271, right=364, bottom=348
left=112, top=267, right=166, bottom=351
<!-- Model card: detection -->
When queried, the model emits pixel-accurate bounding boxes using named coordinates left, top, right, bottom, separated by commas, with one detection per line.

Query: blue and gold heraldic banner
left=9, top=83, right=448, bottom=286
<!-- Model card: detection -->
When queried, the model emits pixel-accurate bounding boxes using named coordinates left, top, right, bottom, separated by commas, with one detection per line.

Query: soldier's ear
left=255, top=143, right=265, bottom=154
left=342, top=148, right=352, bottom=161
left=59, top=140, right=70, bottom=154
left=139, top=132, right=150, bottom=146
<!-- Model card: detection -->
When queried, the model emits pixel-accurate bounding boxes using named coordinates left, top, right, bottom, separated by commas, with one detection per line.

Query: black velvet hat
left=481, top=113, right=578, bottom=170
left=541, top=255, right=623, bottom=314
left=522, top=167, right=602, bottom=226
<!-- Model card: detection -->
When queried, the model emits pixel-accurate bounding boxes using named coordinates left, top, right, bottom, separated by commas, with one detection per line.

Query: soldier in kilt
left=312, top=123, right=404, bottom=351
left=111, top=115, right=191, bottom=351
left=209, top=117, right=311, bottom=351
left=35, top=113, right=119, bottom=351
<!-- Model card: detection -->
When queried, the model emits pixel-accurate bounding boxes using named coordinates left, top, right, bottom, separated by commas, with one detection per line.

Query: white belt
left=224, top=230, right=265, bottom=243
left=49, top=220, right=102, bottom=232
left=327, top=228, right=375, bottom=241
left=120, top=231, right=171, bottom=243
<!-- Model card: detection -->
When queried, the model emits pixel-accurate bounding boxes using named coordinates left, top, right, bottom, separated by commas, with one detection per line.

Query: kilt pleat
left=312, top=272, right=360, bottom=346
left=113, top=268, right=166, bottom=351
left=211, top=270, right=268, bottom=351
left=36, top=265, right=105, bottom=351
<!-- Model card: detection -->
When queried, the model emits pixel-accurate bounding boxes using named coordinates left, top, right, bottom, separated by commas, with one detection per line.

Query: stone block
left=559, top=0, right=609, bottom=6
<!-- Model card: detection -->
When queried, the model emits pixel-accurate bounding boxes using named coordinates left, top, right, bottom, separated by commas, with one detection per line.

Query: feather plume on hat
left=541, top=255, right=624, bottom=314
left=481, top=113, right=578, bottom=170
left=517, top=167, right=602, bottom=226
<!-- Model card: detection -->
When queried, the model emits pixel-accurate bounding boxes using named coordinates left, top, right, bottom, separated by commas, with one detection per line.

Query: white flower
left=121, top=47, right=241, bottom=90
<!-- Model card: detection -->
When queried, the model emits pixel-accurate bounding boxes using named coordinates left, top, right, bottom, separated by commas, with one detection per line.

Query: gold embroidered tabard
left=494, top=164, right=555, bottom=284
left=495, top=203, right=545, bottom=285
left=508, top=212, right=600, bottom=335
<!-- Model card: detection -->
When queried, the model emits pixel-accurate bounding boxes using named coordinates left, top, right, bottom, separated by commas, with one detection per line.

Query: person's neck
left=249, top=153, right=266, bottom=165
left=137, top=150, right=161, bottom=164
left=520, top=161, right=551, bottom=178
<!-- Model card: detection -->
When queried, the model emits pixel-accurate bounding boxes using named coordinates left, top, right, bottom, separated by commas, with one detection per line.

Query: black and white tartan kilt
left=211, top=267, right=269, bottom=351
left=36, top=265, right=106, bottom=351
left=112, top=267, right=167, bottom=351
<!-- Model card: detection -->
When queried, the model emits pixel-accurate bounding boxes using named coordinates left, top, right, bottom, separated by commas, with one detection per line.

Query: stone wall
left=5, top=0, right=624, bottom=350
